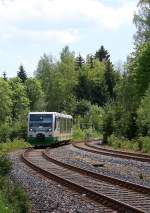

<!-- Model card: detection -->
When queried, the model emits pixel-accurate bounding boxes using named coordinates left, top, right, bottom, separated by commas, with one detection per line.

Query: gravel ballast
left=9, top=150, right=114, bottom=213
left=47, top=144, right=150, bottom=187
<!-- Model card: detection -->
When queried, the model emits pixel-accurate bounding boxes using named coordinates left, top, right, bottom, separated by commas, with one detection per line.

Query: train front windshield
left=29, top=114, right=53, bottom=131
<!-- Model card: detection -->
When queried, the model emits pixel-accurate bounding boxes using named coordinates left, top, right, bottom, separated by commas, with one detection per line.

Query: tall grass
left=0, top=139, right=30, bottom=154
left=107, top=135, right=150, bottom=153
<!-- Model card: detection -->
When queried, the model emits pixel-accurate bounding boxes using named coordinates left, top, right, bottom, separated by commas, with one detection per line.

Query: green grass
left=107, top=135, right=150, bottom=154
left=0, top=139, right=31, bottom=154
left=0, top=139, right=31, bottom=213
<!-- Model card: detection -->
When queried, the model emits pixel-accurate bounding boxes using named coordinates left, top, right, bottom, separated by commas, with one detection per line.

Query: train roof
left=28, top=112, right=72, bottom=119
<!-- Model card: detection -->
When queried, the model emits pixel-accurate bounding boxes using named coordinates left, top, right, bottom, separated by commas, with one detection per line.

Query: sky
left=0, top=0, right=138, bottom=77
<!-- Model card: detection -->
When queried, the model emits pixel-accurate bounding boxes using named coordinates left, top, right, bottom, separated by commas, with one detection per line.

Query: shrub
left=0, top=177, right=31, bottom=213
left=0, top=123, right=12, bottom=143
left=72, top=126, right=85, bottom=141
left=137, top=136, right=150, bottom=153
left=0, top=155, right=12, bottom=176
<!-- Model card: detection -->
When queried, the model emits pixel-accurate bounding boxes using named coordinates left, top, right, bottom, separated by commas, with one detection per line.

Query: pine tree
left=86, top=54, right=94, bottom=68
left=17, top=65, right=27, bottom=83
left=104, top=61, right=115, bottom=99
left=76, top=54, right=85, bottom=69
left=95, top=45, right=110, bottom=62
left=3, top=72, right=7, bottom=81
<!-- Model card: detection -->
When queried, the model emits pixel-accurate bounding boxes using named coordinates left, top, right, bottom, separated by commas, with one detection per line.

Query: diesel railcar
left=27, top=112, right=72, bottom=146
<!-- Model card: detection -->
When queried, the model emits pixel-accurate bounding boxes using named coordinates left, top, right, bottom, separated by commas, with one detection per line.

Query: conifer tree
left=17, top=65, right=27, bottom=83
left=3, top=72, right=7, bottom=81
left=76, top=54, right=85, bottom=69
left=95, top=45, right=110, bottom=62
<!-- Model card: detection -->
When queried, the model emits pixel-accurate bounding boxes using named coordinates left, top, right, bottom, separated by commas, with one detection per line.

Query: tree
left=75, top=59, right=108, bottom=106
left=9, top=78, right=29, bottom=121
left=76, top=54, right=85, bottom=69
left=132, top=41, right=150, bottom=98
left=35, top=54, right=56, bottom=90
left=137, top=84, right=150, bottom=135
left=104, top=61, right=117, bottom=99
left=95, top=45, right=110, bottom=62
left=3, top=72, right=7, bottom=81
left=86, top=54, right=94, bottom=69
left=134, top=0, right=150, bottom=44
left=0, top=78, right=12, bottom=122
left=73, top=100, right=91, bottom=117
left=17, top=65, right=27, bottom=83
left=25, top=78, right=44, bottom=111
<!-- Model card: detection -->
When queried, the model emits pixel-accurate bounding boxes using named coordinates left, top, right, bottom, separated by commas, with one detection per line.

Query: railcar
left=27, top=112, right=72, bottom=146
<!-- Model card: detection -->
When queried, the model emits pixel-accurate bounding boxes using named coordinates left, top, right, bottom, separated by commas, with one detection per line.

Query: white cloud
left=0, top=25, right=80, bottom=44
left=0, top=0, right=137, bottom=43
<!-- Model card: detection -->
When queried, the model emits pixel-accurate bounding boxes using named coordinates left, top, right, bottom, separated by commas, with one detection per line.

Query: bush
left=72, top=126, right=85, bottom=141
left=0, top=123, right=12, bottom=143
left=10, top=122, right=27, bottom=141
left=0, top=177, right=31, bottom=213
left=137, top=136, right=150, bottom=153
left=0, top=155, right=12, bottom=176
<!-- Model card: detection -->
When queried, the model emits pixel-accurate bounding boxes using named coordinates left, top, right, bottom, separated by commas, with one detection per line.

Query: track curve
left=73, top=141, right=150, bottom=163
left=21, top=148, right=150, bottom=213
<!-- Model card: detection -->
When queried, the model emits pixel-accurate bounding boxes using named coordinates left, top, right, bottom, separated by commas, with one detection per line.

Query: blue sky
left=0, top=0, right=138, bottom=77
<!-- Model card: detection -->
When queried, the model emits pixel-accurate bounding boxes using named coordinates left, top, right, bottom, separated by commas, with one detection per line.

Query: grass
left=0, top=139, right=31, bottom=213
left=0, top=139, right=31, bottom=154
left=107, top=135, right=150, bottom=154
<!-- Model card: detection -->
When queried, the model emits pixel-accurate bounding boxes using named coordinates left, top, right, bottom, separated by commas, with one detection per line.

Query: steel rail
left=73, top=142, right=150, bottom=163
left=43, top=150, right=150, bottom=195
left=21, top=148, right=149, bottom=213
left=87, top=141, right=150, bottom=158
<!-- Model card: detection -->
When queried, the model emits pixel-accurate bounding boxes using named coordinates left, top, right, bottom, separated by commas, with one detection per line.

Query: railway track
left=21, top=148, right=150, bottom=213
left=73, top=142, right=150, bottom=163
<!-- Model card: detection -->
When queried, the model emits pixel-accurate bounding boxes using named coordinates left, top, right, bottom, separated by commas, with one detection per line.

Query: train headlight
left=29, top=128, right=33, bottom=131
left=48, top=128, right=52, bottom=132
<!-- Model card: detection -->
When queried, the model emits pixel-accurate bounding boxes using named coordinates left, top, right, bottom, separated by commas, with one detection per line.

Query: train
left=27, top=112, right=73, bottom=146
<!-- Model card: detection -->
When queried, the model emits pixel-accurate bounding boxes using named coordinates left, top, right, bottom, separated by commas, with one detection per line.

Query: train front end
left=27, top=112, right=56, bottom=146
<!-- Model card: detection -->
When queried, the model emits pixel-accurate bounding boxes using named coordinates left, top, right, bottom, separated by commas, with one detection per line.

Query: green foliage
left=0, top=139, right=30, bottom=153
left=17, top=65, right=27, bottom=83
left=25, top=78, right=44, bottom=111
left=87, top=105, right=103, bottom=131
left=72, top=126, right=85, bottom=141
left=0, top=78, right=12, bottom=122
left=102, top=105, right=113, bottom=143
left=137, top=84, right=150, bottom=135
left=137, top=136, right=150, bottom=153
left=0, top=177, right=31, bottom=213
left=95, top=45, right=110, bottom=62
left=134, top=0, right=150, bottom=44
left=73, top=100, right=91, bottom=117
left=0, top=155, right=12, bottom=176
left=72, top=125, right=101, bottom=141
left=133, top=41, right=150, bottom=98
left=0, top=123, right=12, bottom=143
left=9, top=78, right=29, bottom=121
left=0, top=140, right=31, bottom=213
left=107, top=134, right=150, bottom=153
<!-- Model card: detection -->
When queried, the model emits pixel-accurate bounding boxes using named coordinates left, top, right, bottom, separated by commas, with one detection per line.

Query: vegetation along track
left=73, top=141, right=150, bottom=163
left=21, top=148, right=150, bottom=213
